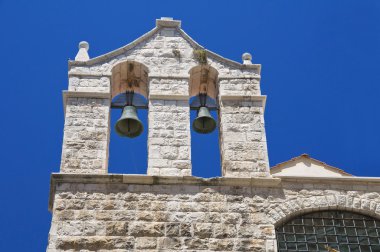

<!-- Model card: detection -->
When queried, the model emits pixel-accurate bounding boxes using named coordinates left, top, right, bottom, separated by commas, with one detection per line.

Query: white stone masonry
left=219, top=99, right=270, bottom=177
left=148, top=98, right=191, bottom=176
left=61, top=97, right=110, bottom=173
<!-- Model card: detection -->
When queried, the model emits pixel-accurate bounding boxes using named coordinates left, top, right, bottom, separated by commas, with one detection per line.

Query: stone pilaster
left=219, top=95, right=270, bottom=178
left=147, top=98, right=191, bottom=176
left=60, top=94, right=110, bottom=174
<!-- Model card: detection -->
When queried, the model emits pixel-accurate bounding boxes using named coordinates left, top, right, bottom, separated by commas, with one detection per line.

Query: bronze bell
left=115, top=105, right=143, bottom=138
left=193, top=106, right=216, bottom=134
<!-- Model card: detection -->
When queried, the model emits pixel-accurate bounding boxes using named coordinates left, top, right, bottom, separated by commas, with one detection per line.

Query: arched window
left=276, top=210, right=380, bottom=251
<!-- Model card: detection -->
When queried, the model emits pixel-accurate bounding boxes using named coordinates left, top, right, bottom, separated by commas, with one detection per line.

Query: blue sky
left=0, top=0, right=379, bottom=250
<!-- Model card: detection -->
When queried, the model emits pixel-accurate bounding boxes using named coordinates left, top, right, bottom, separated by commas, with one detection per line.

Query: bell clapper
left=127, top=119, right=130, bottom=133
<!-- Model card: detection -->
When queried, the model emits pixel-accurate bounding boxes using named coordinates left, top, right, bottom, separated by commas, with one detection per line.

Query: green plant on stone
left=172, top=49, right=181, bottom=59
left=193, top=49, right=208, bottom=64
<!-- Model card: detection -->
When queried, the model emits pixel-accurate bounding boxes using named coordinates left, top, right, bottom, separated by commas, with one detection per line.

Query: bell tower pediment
left=68, top=17, right=261, bottom=79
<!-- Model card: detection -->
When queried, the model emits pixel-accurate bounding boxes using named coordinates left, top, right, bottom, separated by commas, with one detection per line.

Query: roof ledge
left=156, top=17, right=181, bottom=28
left=48, top=173, right=281, bottom=211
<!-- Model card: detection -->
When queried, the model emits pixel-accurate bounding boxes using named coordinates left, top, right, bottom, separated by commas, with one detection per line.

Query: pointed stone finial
left=75, top=41, right=90, bottom=61
left=242, top=52, right=252, bottom=65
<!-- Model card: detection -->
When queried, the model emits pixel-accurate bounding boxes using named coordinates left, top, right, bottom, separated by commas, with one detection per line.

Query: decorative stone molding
left=220, top=95, right=267, bottom=111
left=218, top=75, right=261, bottom=80
left=149, top=94, right=189, bottom=101
left=68, top=72, right=112, bottom=77
left=156, top=17, right=181, bottom=28
left=49, top=172, right=284, bottom=210
left=279, top=175, right=380, bottom=184
left=62, top=90, right=111, bottom=114
left=268, top=195, right=380, bottom=227
left=220, top=95, right=266, bottom=101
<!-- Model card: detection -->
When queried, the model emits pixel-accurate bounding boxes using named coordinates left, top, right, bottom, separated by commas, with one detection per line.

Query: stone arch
left=267, top=195, right=380, bottom=227
left=111, top=61, right=149, bottom=99
left=189, top=64, right=219, bottom=102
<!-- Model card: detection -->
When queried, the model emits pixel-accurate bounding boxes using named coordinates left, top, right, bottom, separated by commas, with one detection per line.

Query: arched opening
left=189, top=65, right=221, bottom=177
left=108, top=61, right=149, bottom=174
left=276, top=210, right=380, bottom=251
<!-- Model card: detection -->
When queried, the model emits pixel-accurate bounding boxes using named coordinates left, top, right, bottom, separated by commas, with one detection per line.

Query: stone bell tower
left=48, top=18, right=278, bottom=251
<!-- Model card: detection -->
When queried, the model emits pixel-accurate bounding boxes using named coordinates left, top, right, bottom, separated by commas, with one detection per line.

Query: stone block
left=221, top=212, right=241, bottom=224
left=105, top=221, right=128, bottom=236
left=193, top=223, right=213, bottom=238
left=183, top=238, right=208, bottom=250
left=129, top=222, right=165, bottom=237
left=180, top=223, right=192, bottom=237
left=65, top=200, right=85, bottom=210
left=208, top=238, right=235, bottom=251
left=213, top=223, right=236, bottom=238
left=166, top=222, right=180, bottom=237
left=135, top=237, right=157, bottom=249
left=157, top=237, right=182, bottom=250
left=235, top=238, right=265, bottom=251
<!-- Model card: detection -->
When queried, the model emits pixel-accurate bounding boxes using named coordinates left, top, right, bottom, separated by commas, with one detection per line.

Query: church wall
left=47, top=178, right=380, bottom=251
